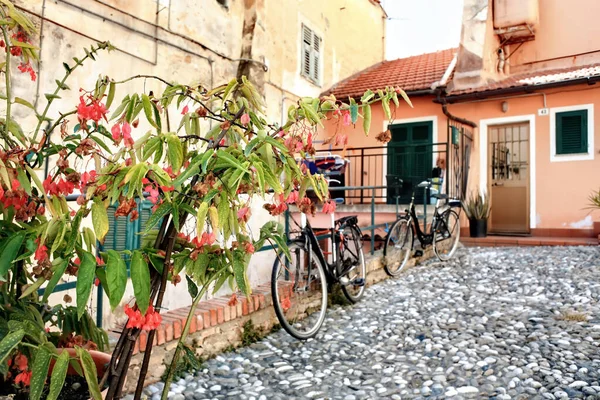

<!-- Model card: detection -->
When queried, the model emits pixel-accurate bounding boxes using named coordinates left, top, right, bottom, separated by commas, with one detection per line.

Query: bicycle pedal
left=414, top=250, right=423, bottom=257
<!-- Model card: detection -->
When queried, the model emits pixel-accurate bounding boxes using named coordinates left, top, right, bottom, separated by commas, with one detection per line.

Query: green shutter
left=556, top=110, right=588, bottom=155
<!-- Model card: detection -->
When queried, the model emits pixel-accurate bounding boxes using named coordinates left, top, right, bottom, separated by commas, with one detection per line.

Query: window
left=216, top=0, right=229, bottom=8
left=550, top=104, right=594, bottom=162
left=100, top=200, right=155, bottom=266
left=301, top=24, right=321, bottom=84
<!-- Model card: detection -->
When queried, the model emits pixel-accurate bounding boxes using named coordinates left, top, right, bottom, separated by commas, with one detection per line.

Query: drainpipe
left=435, top=88, right=477, bottom=128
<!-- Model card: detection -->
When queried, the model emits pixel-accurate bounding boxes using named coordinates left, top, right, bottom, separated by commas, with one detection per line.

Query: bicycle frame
left=298, top=213, right=340, bottom=286
left=405, top=191, right=460, bottom=248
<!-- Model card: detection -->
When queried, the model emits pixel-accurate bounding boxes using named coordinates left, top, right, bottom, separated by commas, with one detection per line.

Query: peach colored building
left=321, top=0, right=600, bottom=238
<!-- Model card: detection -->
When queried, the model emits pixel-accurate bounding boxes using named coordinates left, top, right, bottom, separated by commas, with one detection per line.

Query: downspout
left=435, top=88, right=477, bottom=128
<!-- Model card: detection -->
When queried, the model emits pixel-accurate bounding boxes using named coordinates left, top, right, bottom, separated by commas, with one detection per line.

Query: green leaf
left=253, top=162, right=265, bottom=194
left=106, top=81, right=116, bottom=109
left=19, top=276, right=45, bottom=299
left=55, top=79, right=70, bottom=91
left=263, top=167, right=283, bottom=194
left=43, top=259, right=68, bottom=302
left=167, top=134, right=184, bottom=172
left=143, top=136, right=162, bottom=161
left=76, top=347, right=103, bottom=400
left=44, top=93, right=61, bottom=101
left=360, top=89, right=375, bottom=103
left=233, top=252, right=250, bottom=297
left=106, top=250, right=127, bottom=310
left=91, top=199, right=109, bottom=243
left=397, top=88, right=413, bottom=108
left=13, top=96, right=34, bottom=110
left=350, top=103, right=359, bottom=124
left=29, top=345, right=52, bottom=400
left=131, top=251, right=151, bottom=315
left=143, top=201, right=172, bottom=233
left=186, top=275, right=198, bottom=298
left=142, top=94, right=158, bottom=129
left=196, top=201, right=209, bottom=237
left=0, top=232, right=25, bottom=281
left=76, top=252, right=97, bottom=319
left=382, top=96, right=391, bottom=120
left=216, top=150, right=247, bottom=173
left=47, top=350, right=69, bottom=400
left=0, top=329, right=24, bottom=365
left=217, top=196, right=229, bottom=230
left=362, top=103, right=372, bottom=136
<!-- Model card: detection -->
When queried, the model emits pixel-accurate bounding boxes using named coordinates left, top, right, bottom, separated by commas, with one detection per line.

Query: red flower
left=122, top=122, right=134, bottom=148
left=342, top=110, right=351, bottom=126
left=17, top=61, right=36, bottom=81
left=125, top=304, right=161, bottom=331
left=227, top=294, right=238, bottom=306
left=94, top=278, right=100, bottom=287
left=286, top=191, right=299, bottom=204
left=244, top=242, right=255, bottom=254
left=34, top=239, right=48, bottom=262
left=322, top=200, right=336, bottom=214
left=335, top=133, right=348, bottom=147
left=181, top=105, right=189, bottom=115
left=14, top=371, right=31, bottom=387
left=237, top=206, right=251, bottom=223
left=240, top=113, right=251, bottom=126
left=11, top=179, right=20, bottom=191
left=111, top=124, right=121, bottom=143
left=14, top=353, right=28, bottom=371
left=80, top=170, right=97, bottom=190
left=44, top=176, right=75, bottom=196
left=145, top=185, right=160, bottom=204
left=77, top=96, right=108, bottom=123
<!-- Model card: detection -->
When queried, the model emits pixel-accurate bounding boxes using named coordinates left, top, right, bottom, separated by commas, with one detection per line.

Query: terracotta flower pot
left=49, top=348, right=112, bottom=400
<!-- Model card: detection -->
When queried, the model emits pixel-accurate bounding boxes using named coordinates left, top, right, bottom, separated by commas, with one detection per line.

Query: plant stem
left=160, top=286, right=208, bottom=400
left=2, top=27, right=12, bottom=138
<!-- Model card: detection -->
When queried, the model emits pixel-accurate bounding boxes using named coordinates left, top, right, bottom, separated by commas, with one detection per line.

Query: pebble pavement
left=130, top=246, right=600, bottom=399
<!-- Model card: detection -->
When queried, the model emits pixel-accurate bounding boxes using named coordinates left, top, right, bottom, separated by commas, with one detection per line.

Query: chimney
left=449, top=0, right=501, bottom=92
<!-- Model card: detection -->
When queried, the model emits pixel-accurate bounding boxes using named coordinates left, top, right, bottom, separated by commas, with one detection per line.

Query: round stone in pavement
left=137, top=247, right=600, bottom=399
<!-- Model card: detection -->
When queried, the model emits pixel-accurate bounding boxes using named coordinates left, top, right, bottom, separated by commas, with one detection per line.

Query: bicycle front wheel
left=433, top=209, right=460, bottom=261
left=338, top=225, right=366, bottom=303
left=271, top=241, right=328, bottom=340
left=383, top=218, right=413, bottom=277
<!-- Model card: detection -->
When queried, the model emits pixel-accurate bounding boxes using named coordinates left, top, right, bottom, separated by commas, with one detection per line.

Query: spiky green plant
left=463, top=190, right=491, bottom=220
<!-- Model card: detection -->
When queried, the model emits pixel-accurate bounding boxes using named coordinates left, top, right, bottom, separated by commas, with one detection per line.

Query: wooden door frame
left=479, top=115, right=537, bottom=230
left=383, top=116, right=438, bottom=199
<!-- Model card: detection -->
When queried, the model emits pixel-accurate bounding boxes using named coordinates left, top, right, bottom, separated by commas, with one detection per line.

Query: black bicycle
left=271, top=212, right=366, bottom=339
left=383, top=180, right=461, bottom=277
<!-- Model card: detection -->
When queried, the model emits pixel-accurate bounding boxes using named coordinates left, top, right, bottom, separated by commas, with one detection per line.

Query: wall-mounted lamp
left=501, top=101, right=509, bottom=113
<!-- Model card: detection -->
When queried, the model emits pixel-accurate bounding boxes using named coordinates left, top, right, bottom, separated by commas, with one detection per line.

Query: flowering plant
left=0, top=0, right=408, bottom=398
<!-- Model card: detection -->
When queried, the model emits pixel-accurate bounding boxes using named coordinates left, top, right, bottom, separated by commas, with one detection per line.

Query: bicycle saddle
left=336, top=215, right=358, bottom=226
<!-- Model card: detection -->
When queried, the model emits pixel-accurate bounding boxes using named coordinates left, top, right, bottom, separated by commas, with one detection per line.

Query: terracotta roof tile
left=448, top=64, right=600, bottom=97
left=323, top=48, right=457, bottom=99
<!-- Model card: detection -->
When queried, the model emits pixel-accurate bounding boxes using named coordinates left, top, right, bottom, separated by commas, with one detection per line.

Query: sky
left=381, top=0, right=464, bottom=60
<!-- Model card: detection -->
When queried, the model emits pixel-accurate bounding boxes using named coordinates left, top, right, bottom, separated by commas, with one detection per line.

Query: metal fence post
left=371, top=190, right=375, bottom=255
left=360, top=148, right=365, bottom=203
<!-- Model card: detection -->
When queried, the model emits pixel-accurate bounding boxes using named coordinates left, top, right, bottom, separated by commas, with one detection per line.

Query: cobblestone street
left=143, top=247, right=600, bottom=400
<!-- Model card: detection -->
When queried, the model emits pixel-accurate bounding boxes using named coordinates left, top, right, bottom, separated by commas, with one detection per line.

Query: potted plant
left=463, top=190, right=491, bottom=237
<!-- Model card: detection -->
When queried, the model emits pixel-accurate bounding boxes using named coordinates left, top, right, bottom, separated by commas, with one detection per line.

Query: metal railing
left=312, top=142, right=449, bottom=204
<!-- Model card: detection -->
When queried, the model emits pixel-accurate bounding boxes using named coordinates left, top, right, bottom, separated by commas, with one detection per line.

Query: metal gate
left=447, top=120, right=473, bottom=200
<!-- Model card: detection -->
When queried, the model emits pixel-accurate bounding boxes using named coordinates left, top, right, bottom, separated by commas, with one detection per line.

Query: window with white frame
left=550, top=104, right=594, bottom=162
left=301, top=24, right=321, bottom=85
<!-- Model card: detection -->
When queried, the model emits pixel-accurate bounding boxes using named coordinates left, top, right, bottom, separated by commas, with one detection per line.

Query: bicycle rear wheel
left=433, top=209, right=460, bottom=261
left=338, top=225, right=366, bottom=303
left=383, top=217, right=413, bottom=277
left=271, top=241, right=328, bottom=340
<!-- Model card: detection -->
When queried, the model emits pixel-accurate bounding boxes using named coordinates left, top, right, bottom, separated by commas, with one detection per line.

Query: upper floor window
left=550, top=104, right=594, bottom=162
left=301, top=24, right=321, bottom=85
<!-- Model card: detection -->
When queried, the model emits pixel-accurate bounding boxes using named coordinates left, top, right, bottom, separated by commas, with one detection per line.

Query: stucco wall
left=321, top=85, right=600, bottom=232
left=508, top=0, right=600, bottom=73
left=11, top=0, right=385, bottom=329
